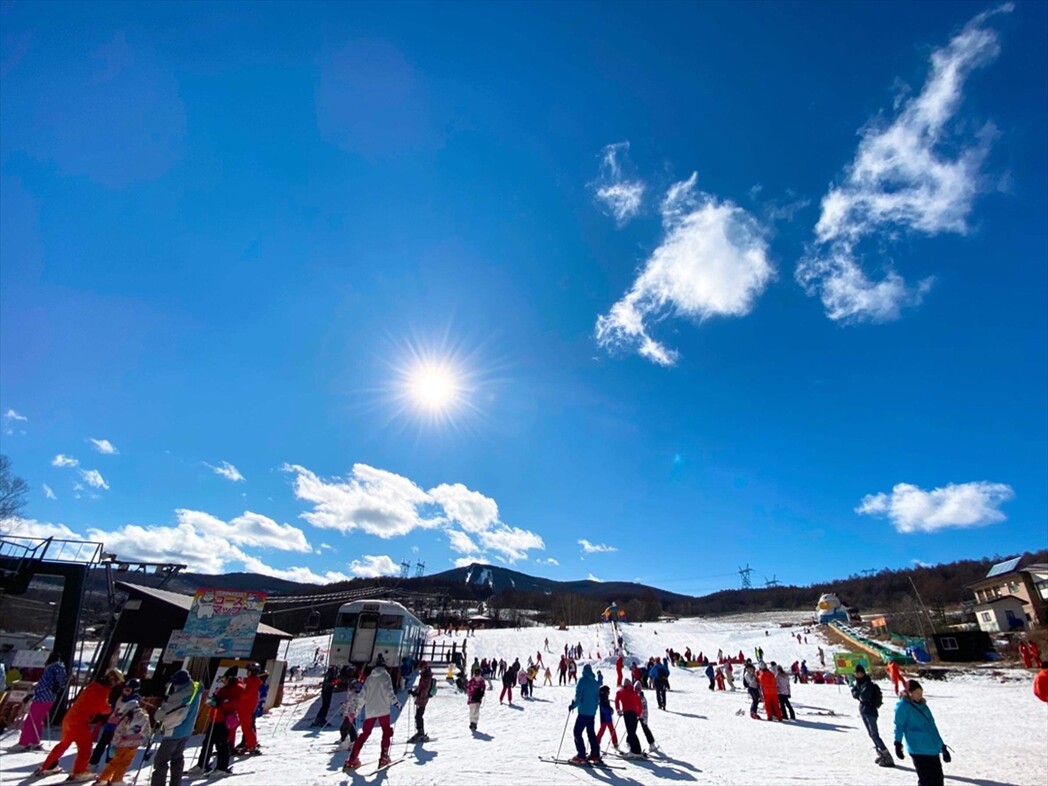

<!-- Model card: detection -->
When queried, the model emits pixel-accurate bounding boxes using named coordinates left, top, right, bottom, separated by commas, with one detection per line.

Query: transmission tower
left=860, top=568, right=876, bottom=577
left=738, top=564, right=754, bottom=589
left=765, top=575, right=781, bottom=588
left=400, top=560, right=411, bottom=579
left=414, top=561, right=426, bottom=578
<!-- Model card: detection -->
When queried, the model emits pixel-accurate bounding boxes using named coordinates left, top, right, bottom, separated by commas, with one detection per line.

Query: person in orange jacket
left=235, top=663, right=263, bottom=755
left=615, top=655, right=624, bottom=687
left=758, top=663, right=783, bottom=721
left=34, top=668, right=123, bottom=780
left=1034, top=661, right=1048, bottom=704
left=886, top=660, right=904, bottom=696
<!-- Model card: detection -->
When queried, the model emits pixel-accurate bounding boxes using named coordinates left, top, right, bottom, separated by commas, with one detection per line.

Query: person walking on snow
left=650, top=659, right=670, bottom=710
left=705, top=661, right=715, bottom=691
left=568, top=664, right=601, bottom=765
left=634, top=681, right=658, bottom=751
left=852, top=664, right=893, bottom=768
left=96, top=700, right=149, bottom=786
left=557, top=656, right=567, bottom=686
left=344, top=655, right=400, bottom=770
left=724, top=662, right=736, bottom=691
left=34, top=669, right=122, bottom=780
left=407, top=660, right=433, bottom=742
left=759, top=664, right=783, bottom=721
left=466, top=667, right=486, bottom=731
left=16, top=651, right=66, bottom=752
left=312, top=665, right=338, bottom=727
left=894, top=680, right=950, bottom=786
left=887, top=660, right=905, bottom=696
left=595, top=685, right=620, bottom=751
left=743, top=662, right=762, bottom=720
left=615, top=655, right=624, bottom=687
left=775, top=665, right=796, bottom=720
left=151, top=669, right=202, bottom=786
left=614, top=679, right=644, bottom=757
left=500, top=661, right=516, bottom=704
left=209, top=667, right=244, bottom=775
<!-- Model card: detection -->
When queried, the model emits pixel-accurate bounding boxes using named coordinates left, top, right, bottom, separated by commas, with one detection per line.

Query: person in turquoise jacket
left=568, top=664, right=601, bottom=764
left=893, top=679, right=950, bottom=786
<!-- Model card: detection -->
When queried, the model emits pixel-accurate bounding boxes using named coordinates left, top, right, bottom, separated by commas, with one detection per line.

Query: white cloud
left=453, top=555, right=482, bottom=568
left=578, top=539, right=617, bottom=554
left=174, top=509, right=312, bottom=553
left=587, top=573, right=603, bottom=582
left=596, top=172, right=774, bottom=366
left=52, top=454, right=79, bottom=468
left=3, top=409, right=27, bottom=422
left=856, top=480, right=1014, bottom=533
left=798, top=5, right=1012, bottom=322
left=284, top=463, right=545, bottom=563
left=0, top=517, right=79, bottom=540
left=207, top=461, right=245, bottom=482
left=593, top=142, right=646, bottom=226
left=88, top=438, right=119, bottom=455
left=42, top=484, right=56, bottom=500
left=238, top=553, right=351, bottom=585
left=3, top=409, right=28, bottom=434
left=536, top=557, right=559, bottom=566
left=86, top=520, right=245, bottom=573
left=79, top=469, right=109, bottom=491
left=348, top=555, right=399, bottom=578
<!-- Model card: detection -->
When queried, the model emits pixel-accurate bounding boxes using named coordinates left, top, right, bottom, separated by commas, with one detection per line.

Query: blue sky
left=1, top=1, right=1045, bottom=594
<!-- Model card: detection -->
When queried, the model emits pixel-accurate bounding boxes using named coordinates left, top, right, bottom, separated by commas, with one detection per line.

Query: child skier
left=595, top=685, right=619, bottom=751
left=96, top=700, right=150, bottom=786
left=407, top=660, right=433, bottom=742
left=635, top=680, right=658, bottom=752
left=90, top=677, right=142, bottom=769
left=336, top=673, right=364, bottom=750
left=466, top=667, right=486, bottom=731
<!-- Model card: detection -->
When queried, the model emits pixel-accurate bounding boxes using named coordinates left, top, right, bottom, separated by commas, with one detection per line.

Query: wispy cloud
left=593, top=142, right=646, bottom=226
left=579, top=538, right=617, bottom=554
left=79, top=469, right=109, bottom=491
left=207, top=461, right=245, bottom=482
left=42, top=484, right=56, bottom=500
left=52, top=454, right=79, bottom=468
left=88, top=438, right=118, bottom=455
left=856, top=480, right=1014, bottom=533
left=536, top=557, right=560, bottom=566
left=596, top=172, right=774, bottom=366
left=283, top=463, right=546, bottom=563
left=349, top=555, right=399, bottom=578
left=3, top=409, right=28, bottom=435
left=797, top=5, right=1013, bottom=322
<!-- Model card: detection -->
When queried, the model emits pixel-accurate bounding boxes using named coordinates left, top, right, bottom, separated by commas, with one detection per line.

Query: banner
left=833, top=651, right=870, bottom=676
left=166, top=588, right=267, bottom=659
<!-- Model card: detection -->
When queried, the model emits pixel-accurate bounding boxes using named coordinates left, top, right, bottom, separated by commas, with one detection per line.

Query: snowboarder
left=852, top=664, right=893, bottom=768
left=151, top=669, right=202, bottom=786
left=34, top=668, right=122, bottom=781
left=466, top=667, right=486, bottom=730
left=775, top=665, right=796, bottom=720
left=759, top=664, right=782, bottom=721
left=894, top=679, right=949, bottom=786
left=595, top=685, right=619, bottom=751
left=344, top=655, right=400, bottom=770
left=96, top=700, right=150, bottom=786
left=568, top=664, right=601, bottom=764
left=614, top=679, right=644, bottom=757
left=407, top=660, right=433, bottom=742
left=15, top=651, right=66, bottom=752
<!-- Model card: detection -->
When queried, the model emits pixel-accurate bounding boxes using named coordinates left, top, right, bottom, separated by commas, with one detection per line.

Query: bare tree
left=0, top=454, right=30, bottom=523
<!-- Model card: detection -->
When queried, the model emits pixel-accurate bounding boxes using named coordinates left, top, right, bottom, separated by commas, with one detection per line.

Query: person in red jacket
left=758, top=663, right=783, bottom=721
left=211, top=668, right=244, bottom=775
left=1034, top=661, right=1048, bottom=703
left=35, top=669, right=123, bottom=779
left=1018, top=641, right=1032, bottom=668
left=614, top=680, right=644, bottom=757
left=886, top=660, right=904, bottom=696
left=235, top=662, right=263, bottom=755
left=1029, top=641, right=1042, bottom=667
left=615, top=656, right=624, bottom=687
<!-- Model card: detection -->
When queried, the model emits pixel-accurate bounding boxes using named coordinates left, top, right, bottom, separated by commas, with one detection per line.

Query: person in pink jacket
left=466, top=667, right=486, bottom=731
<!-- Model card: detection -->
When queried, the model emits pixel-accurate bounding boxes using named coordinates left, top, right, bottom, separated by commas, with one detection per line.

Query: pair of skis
left=537, top=756, right=626, bottom=770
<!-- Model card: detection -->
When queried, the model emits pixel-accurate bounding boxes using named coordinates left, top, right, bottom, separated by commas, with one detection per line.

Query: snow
left=2, top=613, right=1045, bottom=785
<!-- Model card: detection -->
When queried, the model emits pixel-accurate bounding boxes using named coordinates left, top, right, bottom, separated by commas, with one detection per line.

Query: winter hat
left=223, top=666, right=239, bottom=680
left=246, top=662, right=261, bottom=673
left=599, top=685, right=610, bottom=696
left=375, top=654, right=386, bottom=667
left=170, top=669, right=191, bottom=686
left=124, top=678, right=141, bottom=691
left=854, top=664, right=866, bottom=675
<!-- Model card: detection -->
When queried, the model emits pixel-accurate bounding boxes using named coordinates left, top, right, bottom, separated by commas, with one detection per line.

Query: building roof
left=1021, top=563, right=1048, bottom=573
left=118, top=581, right=291, bottom=639
left=985, top=557, right=1022, bottom=578
left=973, top=595, right=1029, bottom=609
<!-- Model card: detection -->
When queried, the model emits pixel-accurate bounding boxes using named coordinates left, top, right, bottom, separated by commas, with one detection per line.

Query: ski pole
left=130, top=728, right=158, bottom=786
left=601, top=714, right=621, bottom=756
left=555, top=707, right=572, bottom=765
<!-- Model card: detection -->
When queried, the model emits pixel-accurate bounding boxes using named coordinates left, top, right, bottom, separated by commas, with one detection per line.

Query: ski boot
left=33, top=766, right=62, bottom=778
left=876, top=748, right=896, bottom=767
left=568, top=756, right=587, bottom=766
left=587, top=754, right=604, bottom=765
left=378, top=753, right=392, bottom=768
left=343, top=758, right=362, bottom=771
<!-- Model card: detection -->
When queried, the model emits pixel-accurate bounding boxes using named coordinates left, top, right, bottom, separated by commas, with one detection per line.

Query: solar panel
left=985, top=557, right=1021, bottom=578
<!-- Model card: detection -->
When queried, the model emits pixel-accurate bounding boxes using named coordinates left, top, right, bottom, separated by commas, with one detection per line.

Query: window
left=1008, top=582, right=1019, bottom=594
left=358, top=615, right=378, bottom=629
left=335, top=612, right=358, bottom=629
left=378, top=614, right=403, bottom=629
left=939, top=637, right=958, bottom=651
left=980, top=611, right=992, bottom=622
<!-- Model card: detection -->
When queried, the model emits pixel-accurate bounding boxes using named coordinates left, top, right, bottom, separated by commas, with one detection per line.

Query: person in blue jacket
left=568, top=664, right=601, bottom=765
left=650, top=659, right=670, bottom=710
left=893, top=679, right=950, bottom=786
left=151, top=669, right=203, bottom=786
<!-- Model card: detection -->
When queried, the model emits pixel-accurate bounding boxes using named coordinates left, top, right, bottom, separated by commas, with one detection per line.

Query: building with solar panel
left=967, top=557, right=1048, bottom=633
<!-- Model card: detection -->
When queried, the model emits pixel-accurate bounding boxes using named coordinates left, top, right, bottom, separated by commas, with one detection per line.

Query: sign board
left=165, top=589, right=267, bottom=660
left=11, top=649, right=50, bottom=669
left=834, top=652, right=870, bottom=676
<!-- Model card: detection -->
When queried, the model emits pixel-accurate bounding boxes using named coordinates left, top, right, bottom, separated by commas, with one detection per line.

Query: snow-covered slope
left=3, top=614, right=1044, bottom=785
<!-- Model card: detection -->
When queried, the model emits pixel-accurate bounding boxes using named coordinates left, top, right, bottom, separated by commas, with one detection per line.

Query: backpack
left=869, top=681, right=883, bottom=708
left=428, top=678, right=438, bottom=698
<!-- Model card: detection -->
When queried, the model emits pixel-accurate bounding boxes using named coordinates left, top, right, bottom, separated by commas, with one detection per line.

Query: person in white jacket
left=343, top=657, right=400, bottom=771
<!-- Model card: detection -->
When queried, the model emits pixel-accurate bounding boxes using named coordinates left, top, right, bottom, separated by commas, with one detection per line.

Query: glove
left=568, top=701, right=576, bottom=711
left=894, top=741, right=905, bottom=760
left=941, top=745, right=951, bottom=763
left=393, top=701, right=401, bottom=710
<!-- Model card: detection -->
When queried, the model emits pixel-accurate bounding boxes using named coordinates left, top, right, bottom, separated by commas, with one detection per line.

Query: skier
left=715, top=667, right=725, bottom=691
left=209, top=667, right=244, bottom=776
left=500, top=660, right=516, bottom=704
left=852, top=664, right=893, bottom=768
left=517, top=664, right=529, bottom=698
left=336, top=672, right=364, bottom=750
left=615, top=655, right=624, bottom=687
left=775, top=664, right=796, bottom=720
left=614, top=679, right=644, bottom=758
left=91, top=677, right=142, bottom=768
left=634, top=680, right=658, bottom=752
left=543, top=666, right=553, bottom=686
left=818, top=647, right=825, bottom=667
left=407, top=660, right=433, bottom=742
left=705, top=661, right=715, bottom=691
left=568, top=664, right=601, bottom=765
left=758, top=663, right=783, bottom=721
left=568, top=658, right=578, bottom=684
left=894, top=679, right=949, bottom=786
left=800, top=660, right=810, bottom=683
left=743, top=662, right=762, bottom=720
left=466, top=666, right=486, bottom=731
left=34, top=668, right=122, bottom=780
left=151, top=669, right=202, bottom=786
left=96, top=700, right=150, bottom=786
left=15, top=651, right=66, bottom=752
left=234, top=662, right=263, bottom=755
left=312, top=665, right=338, bottom=727
left=650, top=658, right=670, bottom=710
left=595, top=685, right=620, bottom=751
left=344, top=655, right=400, bottom=771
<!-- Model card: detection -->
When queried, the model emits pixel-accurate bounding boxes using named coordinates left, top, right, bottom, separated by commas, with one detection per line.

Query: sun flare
left=407, top=362, right=460, bottom=412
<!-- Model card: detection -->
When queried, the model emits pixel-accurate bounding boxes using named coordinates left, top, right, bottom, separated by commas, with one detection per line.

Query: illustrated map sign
left=166, top=589, right=267, bottom=659
left=833, top=651, right=870, bottom=676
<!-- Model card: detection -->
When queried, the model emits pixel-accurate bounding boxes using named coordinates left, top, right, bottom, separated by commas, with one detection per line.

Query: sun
left=407, top=362, right=460, bottom=412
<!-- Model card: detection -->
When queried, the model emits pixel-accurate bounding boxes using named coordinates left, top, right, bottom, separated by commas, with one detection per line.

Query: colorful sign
left=166, top=589, right=267, bottom=659
left=833, top=652, right=870, bottom=676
